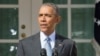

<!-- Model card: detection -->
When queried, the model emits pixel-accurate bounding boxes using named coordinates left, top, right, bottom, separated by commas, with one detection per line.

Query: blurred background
left=0, top=0, right=98, bottom=56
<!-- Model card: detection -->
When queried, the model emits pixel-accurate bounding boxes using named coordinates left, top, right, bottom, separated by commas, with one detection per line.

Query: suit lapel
left=31, top=33, right=41, bottom=56
left=55, top=34, right=64, bottom=55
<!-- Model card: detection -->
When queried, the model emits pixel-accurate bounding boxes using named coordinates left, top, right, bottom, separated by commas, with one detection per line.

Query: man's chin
left=40, top=29, right=48, bottom=32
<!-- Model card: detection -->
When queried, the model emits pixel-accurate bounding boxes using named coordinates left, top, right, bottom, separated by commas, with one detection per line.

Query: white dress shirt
left=40, top=31, right=55, bottom=49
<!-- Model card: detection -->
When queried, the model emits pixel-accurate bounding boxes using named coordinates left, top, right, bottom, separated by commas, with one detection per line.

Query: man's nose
left=41, top=16, right=46, bottom=22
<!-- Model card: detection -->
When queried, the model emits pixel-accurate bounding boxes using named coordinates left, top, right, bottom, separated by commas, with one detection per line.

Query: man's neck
left=41, top=30, right=55, bottom=36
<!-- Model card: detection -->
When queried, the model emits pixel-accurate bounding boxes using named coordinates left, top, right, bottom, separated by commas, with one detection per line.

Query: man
left=16, top=3, right=77, bottom=56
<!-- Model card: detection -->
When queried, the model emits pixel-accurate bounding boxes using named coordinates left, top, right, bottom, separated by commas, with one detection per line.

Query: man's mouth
left=40, top=24, right=47, bottom=27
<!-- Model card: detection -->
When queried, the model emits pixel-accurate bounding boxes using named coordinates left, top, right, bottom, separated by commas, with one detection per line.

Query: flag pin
left=59, top=44, right=62, bottom=46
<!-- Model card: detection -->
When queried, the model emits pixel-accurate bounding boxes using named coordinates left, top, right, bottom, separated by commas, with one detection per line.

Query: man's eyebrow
left=39, top=13, right=54, bottom=15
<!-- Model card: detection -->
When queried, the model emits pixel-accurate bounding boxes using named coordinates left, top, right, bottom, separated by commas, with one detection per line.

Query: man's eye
left=39, top=14, right=43, bottom=17
left=45, top=14, right=52, bottom=17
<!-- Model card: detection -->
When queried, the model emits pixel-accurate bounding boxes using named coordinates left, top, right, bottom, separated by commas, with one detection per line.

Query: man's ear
left=57, top=16, right=61, bottom=23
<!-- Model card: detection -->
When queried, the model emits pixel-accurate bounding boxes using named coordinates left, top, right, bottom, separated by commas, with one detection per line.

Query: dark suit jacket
left=16, top=33, right=77, bottom=56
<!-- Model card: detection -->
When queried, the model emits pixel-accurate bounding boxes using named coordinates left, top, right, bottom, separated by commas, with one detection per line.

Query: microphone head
left=40, top=48, right=47, bottom=56
left=52, top=48, right=58, bottom=56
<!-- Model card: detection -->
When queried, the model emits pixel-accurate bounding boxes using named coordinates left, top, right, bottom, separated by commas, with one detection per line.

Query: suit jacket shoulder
left=56, top=34, right=75, bottom=44
left=20, top=32, right=40, bottom=43
left=17, top=32, right=41, bottom=56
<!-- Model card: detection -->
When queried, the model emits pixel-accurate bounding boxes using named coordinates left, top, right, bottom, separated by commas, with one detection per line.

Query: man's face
left=38, top=6, right=60, bottom=34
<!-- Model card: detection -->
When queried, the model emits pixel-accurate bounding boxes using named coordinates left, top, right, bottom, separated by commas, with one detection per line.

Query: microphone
left=52, top=48, right=58, bottom=56
left=40, top=48, right=47, bottom=56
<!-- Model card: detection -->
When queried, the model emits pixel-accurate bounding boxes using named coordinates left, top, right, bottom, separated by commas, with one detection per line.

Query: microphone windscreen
left=52, top=48, right=58, bottom=56
left=40, top=48, right=47, bottom=56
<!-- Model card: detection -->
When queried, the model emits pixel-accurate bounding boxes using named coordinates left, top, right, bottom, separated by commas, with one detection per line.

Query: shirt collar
left=40, top=31, right=55, bottom=41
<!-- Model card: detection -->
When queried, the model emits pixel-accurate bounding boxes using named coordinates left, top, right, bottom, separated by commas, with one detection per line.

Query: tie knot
left=46, top=37, right=51, bottom=42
